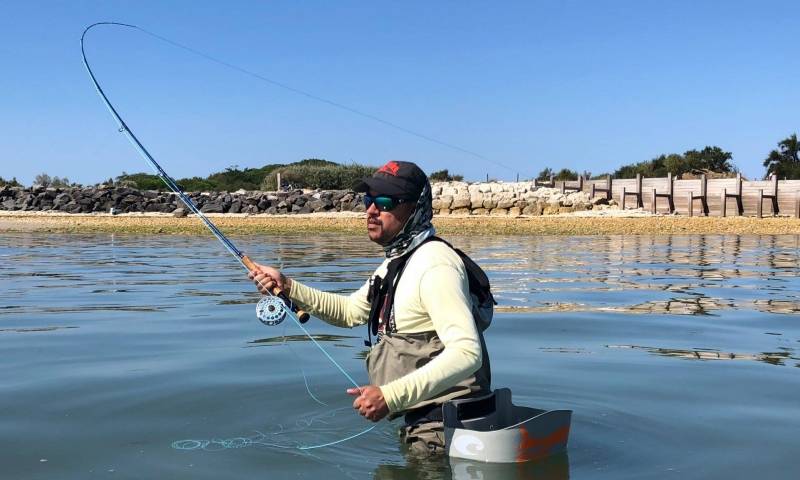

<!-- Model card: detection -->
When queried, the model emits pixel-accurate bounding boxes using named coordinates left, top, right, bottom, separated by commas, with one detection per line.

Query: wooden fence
left=552, top=174, right=800, bottom=217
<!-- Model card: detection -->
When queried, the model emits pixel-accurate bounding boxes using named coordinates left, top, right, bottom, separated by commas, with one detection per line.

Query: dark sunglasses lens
left=374, top=197, right=395, bottom=211
left=363, top=195, right=396, bottom=211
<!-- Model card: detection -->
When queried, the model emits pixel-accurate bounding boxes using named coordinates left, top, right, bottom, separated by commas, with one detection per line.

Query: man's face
left=366, top=191, right=416, bottom=245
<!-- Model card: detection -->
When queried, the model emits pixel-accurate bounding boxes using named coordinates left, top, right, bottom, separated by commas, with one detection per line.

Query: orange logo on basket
left=517, top=425, right=570, bottom=462
left=378, top=161, right=400, bottom=176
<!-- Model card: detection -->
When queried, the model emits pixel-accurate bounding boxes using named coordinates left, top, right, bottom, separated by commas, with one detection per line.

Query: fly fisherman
left=248, top=161, right=491, bottom=455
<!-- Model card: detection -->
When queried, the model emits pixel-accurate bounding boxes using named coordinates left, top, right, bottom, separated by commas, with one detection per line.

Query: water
left=1, top=233, right=799, bottom=479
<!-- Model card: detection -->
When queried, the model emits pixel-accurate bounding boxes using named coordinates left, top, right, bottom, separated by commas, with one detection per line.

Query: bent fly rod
left=80, top=22, right=309, bottom=326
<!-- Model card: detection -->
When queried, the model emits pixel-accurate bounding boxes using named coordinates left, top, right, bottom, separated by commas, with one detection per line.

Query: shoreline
left=2, top=211, right=800, bottom=235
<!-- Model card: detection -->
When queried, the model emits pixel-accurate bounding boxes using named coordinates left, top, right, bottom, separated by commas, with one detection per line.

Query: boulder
left=200, top=202, right=224, bottom=213
left=432, top=195, right=453, bottom=210
left=451, top=194, right=471, bottom=209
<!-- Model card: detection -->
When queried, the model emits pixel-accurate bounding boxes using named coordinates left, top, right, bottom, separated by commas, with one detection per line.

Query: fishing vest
left=365, top=237, right=494, bottom=416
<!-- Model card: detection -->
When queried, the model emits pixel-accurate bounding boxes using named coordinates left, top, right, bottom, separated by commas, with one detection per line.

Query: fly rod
left=80, top=22, right=309, bottom=325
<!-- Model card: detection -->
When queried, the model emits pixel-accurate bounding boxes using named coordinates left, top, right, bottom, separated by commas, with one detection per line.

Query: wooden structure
left=561, top=176, right=584, bottom=194
left=685, top=174, right=709, bottom=216
left=621, top=174, right=643, bottom=209
left=591, top=175, right=612, bottom=200
left=720, top=173, right=744, bottom=217
left=756, top=175, right=779, bottom=218
left=534, top=175, right=555, bottom=188
left=650, top=172, right=675, bottom=214
left=533, top=172, right=800, bottom=217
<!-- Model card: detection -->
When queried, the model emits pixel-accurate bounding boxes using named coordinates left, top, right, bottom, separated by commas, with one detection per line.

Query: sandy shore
left=2, top=210, right=800, bottom=235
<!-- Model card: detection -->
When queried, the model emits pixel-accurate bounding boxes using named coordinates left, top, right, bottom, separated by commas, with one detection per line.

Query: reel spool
left=256, top=296, right=288, bottom=326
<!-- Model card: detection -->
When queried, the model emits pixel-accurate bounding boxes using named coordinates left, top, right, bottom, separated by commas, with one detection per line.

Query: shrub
left=0, top=176, right=22, bottom=187
left=261, top=162, right=376, bottom=191
left=429, top=169, right=464, bottom=182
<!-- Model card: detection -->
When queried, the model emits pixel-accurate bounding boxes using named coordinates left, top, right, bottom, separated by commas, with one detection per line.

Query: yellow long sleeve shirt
left=288, top=240, right=483, bottom=413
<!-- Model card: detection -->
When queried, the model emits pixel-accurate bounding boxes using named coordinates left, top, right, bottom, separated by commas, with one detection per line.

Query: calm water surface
left=1, top=233, right=799, bottom=479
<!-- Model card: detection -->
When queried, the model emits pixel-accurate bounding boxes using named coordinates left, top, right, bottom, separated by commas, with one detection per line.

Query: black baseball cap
left=353, top=161, right=427, bottom=200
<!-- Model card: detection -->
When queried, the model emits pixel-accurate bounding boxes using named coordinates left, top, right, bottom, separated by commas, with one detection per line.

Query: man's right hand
left=247, top=262, right=291, bottom=295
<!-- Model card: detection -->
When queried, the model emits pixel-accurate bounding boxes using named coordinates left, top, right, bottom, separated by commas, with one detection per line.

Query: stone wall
left=0, top=181, right=610, bottom=216
left=432, top=181, right=609, bottom=216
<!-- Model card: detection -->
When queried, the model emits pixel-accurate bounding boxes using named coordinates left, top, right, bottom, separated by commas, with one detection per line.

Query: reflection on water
left=607, top=344, right=799, bottom=367
left=1, top=232, right=799, bottom=479
left=479, top=235, right=800, bottom=317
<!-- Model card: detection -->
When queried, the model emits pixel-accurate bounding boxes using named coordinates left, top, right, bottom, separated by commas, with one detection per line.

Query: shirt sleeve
left=288, top=279, right=371, bottom=328
left=380, top=264, right=483, bottom=412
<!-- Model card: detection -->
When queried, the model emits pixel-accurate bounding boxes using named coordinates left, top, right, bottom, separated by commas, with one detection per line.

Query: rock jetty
left=0, top=181, right=611, bottom=216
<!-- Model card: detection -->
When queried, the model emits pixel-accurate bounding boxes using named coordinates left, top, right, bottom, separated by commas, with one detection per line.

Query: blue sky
left=1, top=1, right=798, bottom=185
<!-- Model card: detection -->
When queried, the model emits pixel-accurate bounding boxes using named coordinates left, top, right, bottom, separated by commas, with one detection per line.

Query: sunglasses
left=363, top=194, right=409, bottom=212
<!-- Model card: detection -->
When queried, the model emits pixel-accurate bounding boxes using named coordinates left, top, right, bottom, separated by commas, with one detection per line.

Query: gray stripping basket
left=443, top=388, right=572, bottom=463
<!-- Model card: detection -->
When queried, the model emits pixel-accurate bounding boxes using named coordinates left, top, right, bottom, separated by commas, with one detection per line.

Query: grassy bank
left=2, top=212, right=800, bottom=235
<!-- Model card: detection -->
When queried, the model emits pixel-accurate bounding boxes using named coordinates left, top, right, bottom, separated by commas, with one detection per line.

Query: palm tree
left=763, top=134, right=800, bottom=179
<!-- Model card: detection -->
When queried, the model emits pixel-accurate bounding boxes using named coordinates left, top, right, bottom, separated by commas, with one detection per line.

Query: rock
left=470, top=193, right=485, bottom=209
left=472, top=208, right=489, bottom=215
left=451, top=194, right=471, bottom=209
left=490, top=208, right=508, bottom=215
left=482, top=197, right=497, bottom=209
left=200, top=202, right=224, bottom=213
left=496, top=194, right=515, bottom=209
left=509, top=207, right=522, bottom=217
left=451, top=208, right=471, bottom=215
left=229, top=201, right=242, bottom=214
left=432, top=195, right=453, bottom=210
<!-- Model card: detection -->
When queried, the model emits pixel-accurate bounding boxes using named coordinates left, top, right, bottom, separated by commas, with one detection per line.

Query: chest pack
left=366, top=236, right=496, bottom=346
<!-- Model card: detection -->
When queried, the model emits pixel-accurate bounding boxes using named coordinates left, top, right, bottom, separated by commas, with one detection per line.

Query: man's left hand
left=346, top=385, right=389, bottom=422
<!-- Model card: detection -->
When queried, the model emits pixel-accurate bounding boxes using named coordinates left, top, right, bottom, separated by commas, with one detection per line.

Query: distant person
left=248, top=161, right=491, bottom=455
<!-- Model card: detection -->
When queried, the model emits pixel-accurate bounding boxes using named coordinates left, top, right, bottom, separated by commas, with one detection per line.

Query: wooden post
left=757, top=189, right=763, bottom=218
left=721, top=188, right=727, bottom=217
left=634, top=174, right=642, bottom=208
left=735, top=173, right=743, bottom=215
left=651, top=188, right=657, bottom=214
left=688, top=192, right=693, bottom=216
left=622, top=186, right=627, bottom=209
left=276, top=172, right=281, bottom=191
left=591, top=183, right=596, bottom=198
left=667, top=172, right=675, bottom=213
left=794, top=190, right=800, bottom=217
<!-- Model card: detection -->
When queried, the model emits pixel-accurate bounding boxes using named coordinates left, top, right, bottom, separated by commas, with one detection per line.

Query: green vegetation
left=113, top=159, right=377, bottom=192
left=763, top=134, right=800, bottom=179
left=261, top=160, right=376, bottom=191
left=536, top=167, right=579, bottom=181
left=429, top=169, right=464, bottom=182
left=34, top=173, right=76, bottom=188
left=0, top=176, right=22, bottom=187
left=613, top=146, right=736, bottom=179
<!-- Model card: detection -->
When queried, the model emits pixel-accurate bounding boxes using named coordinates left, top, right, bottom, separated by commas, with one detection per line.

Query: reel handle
left=242, top=255, right=310, bottom=323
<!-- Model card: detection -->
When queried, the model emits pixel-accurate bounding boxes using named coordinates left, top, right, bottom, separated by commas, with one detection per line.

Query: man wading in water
left=248, top=161, right=491, bottom=455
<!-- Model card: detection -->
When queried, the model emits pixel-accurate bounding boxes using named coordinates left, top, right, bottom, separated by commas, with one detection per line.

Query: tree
left=34, top=173, right=52, bottom=187
left=554, top=168, right=578, bottom=181
left=429, top=169, right=464, bottom=182
left=763, top=134, right=800, bottom=179
left=684, top=146, right=735, bottom=174
left=50, top=176, right=72, bottom=188
left=613, top=147, right=736, bottom=179
left=536, top=167, right=554, bottom=181
left=0, top=176, right=21, bottom=187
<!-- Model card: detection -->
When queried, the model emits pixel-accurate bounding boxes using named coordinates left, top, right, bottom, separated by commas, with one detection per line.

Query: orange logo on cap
left=377, top=161, right=400, bottom=176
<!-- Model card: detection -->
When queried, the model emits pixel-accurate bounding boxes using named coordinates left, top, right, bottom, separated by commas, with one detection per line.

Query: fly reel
left=256, top=296, right=287, bottom=326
